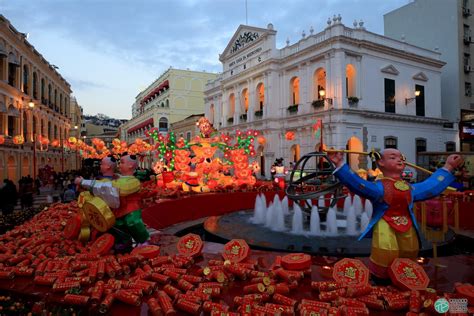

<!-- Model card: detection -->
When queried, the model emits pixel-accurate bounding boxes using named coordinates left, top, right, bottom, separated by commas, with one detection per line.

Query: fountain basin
left=201, top=211, right=455, bottom=256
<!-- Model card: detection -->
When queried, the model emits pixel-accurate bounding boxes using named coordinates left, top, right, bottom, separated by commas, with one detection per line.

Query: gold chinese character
left=344, top=266, right=356, bottom=279
left=185, top=240, right=194, bottom=249
left=403, top=266, right=417, bottom=279
left=231, top=245, right=241, bottom=255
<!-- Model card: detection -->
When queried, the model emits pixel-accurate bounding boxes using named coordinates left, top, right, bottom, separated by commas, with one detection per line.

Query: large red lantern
left=285, top=131, right=295, bottom=141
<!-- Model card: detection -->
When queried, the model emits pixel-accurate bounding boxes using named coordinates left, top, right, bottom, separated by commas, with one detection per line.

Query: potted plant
left=227, top=117, right=234, bottom=123
left=254, top=110, right=263, bottom=117
left=312, top=100, right=325, bottom=108
left=287, top=104, right=299, bottom=113
left=348, top=96, right=359, bottom=106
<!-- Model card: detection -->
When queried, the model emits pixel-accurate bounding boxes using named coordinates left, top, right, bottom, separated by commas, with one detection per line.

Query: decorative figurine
left=328, top=148, right=463, bottom=278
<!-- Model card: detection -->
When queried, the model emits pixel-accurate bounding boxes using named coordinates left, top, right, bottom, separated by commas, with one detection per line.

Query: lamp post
left=27, top=101, right=37, bottom=180
left=74, top=125, right=78, bottom=170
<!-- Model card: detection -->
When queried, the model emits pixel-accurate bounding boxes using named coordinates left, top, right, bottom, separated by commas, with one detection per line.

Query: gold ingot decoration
left=83, top=196, right=116, bottom=232
left=394, top=180, right=410, bottom=191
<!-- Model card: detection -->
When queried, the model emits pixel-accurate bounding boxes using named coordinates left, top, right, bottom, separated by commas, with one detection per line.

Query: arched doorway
left=22, top=156, right=29, bottom=177
left=290, top=77, right=300, bottom=105
left=290, top=144, right=300, bottom=163
left=257, top=145, right=265, bottom=177
left=346, top=136, right=363, bottom=170
left=7, top=156, right=16, bottom=183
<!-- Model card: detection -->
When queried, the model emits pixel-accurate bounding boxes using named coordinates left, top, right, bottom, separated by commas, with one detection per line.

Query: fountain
left=201, top=192, right=452, bottom=256
left=309, top=206, right=321, bottom=235
left=291, top=203, right=304, bottom=234
left=198, top=152, right=454, bottom=256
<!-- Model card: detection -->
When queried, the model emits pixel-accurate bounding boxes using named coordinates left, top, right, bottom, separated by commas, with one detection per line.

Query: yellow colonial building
left=170, top=113, right=204, bottom=143
left=121, top=68, right=217, bottom=144
left=0, top=15, right=74, bottom=183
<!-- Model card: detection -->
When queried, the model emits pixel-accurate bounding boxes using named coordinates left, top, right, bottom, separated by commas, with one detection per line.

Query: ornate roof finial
left=353, top=20, right=358, bottom=28
left=327, top=18, right=332, bottom=26
left=302, top=30, right=306, bottom=38
left=337, top=14, right=342, bottom=23
left=333, top=15, right=337, bottom=23
left=286, top=37, right=290, bottom=46
left=309, top=26, right=314, bottom=35
left=358, top=19, right=365, bottom=29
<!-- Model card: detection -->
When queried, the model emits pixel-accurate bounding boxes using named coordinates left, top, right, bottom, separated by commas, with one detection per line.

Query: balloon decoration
left=13, top=135, right=25, bottom=145
left=257, top=136, right=266, bottom=145
left=68, top=137, right=77, bottom=145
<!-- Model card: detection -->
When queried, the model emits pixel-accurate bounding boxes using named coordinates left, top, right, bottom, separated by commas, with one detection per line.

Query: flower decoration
left=13, top=135, right=25, bottom=145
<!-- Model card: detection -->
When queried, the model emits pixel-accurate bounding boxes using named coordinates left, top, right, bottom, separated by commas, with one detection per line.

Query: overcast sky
left=1, top=0, right=408, bottom=119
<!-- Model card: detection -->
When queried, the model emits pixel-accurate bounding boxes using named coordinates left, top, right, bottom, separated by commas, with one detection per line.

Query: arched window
left=166, top=99, right=169, bottom=107
left=54, top=89, right=58, bottom=109
left=229, top=93, right=235, bottom=119
left=415, top=138, right=426, bottom=153
left=48, top=121, right=52, bottom=139
left=60, top=93, right=63, bottom=114
left=33, top=72, right=38, bottom=99
left=186, top=131, right=191, bottom=142
left=41, top=78, right=45, bottom=102
left=161, top=102, right=164, bottom=107
left=256, top=83, right=265, bottom=110
left=446, top=142, right=456, bottom=152
left=384, top=136, right=398, bottom=149
left=23, top=111, right=28, bottom=138
left=23, top=65, right=29, bottom=95
left=346, top=64, right=357, bottom=98
left=8, top=53, right=19, bottom=87
left=158, top=117, right=168, bottom=132
left=54, top=125, right=58, bottom=139
left=314, top=68, right=326, bottom=100
left=241, top=88, right=249, bottom=113
left=48, top=84, right=52, bottom=107
left=290, top=77, right=300, bottom=105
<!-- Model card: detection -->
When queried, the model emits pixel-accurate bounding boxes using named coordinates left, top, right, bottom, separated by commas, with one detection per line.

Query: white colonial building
left=204, top=17, right=457, bottom=178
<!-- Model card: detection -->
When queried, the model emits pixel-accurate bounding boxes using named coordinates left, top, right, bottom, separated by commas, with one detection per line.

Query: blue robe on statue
left=333, top=164, right=455, bottom=240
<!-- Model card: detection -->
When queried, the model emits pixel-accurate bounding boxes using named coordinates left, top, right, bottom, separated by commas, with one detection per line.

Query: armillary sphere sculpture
left=285, top=152, right=345, bottom=215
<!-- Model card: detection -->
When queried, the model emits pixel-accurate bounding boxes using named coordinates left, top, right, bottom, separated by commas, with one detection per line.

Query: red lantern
left=0, top=135, right=4, bottom=145
left=257, top=136, right=266, bottom=145
left=285, top=131, right=295, bottom=141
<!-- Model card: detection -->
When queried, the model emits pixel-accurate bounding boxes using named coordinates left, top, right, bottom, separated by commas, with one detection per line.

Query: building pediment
left=413, top=72, right=428, bottom=81
left=380, top=64, right=399, bottom=75
left=220, top=25, right=275, bottom=61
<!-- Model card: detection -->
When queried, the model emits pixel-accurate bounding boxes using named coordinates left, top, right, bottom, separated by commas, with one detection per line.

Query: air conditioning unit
left=465, top=65, right=472, bottom=73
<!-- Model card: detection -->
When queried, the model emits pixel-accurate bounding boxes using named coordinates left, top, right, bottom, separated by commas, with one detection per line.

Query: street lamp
left=318, top=88, right=333, bottom=105
left=27, top=102, right=37, bottom=180
left=405, top=90, right=421, bottom=105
